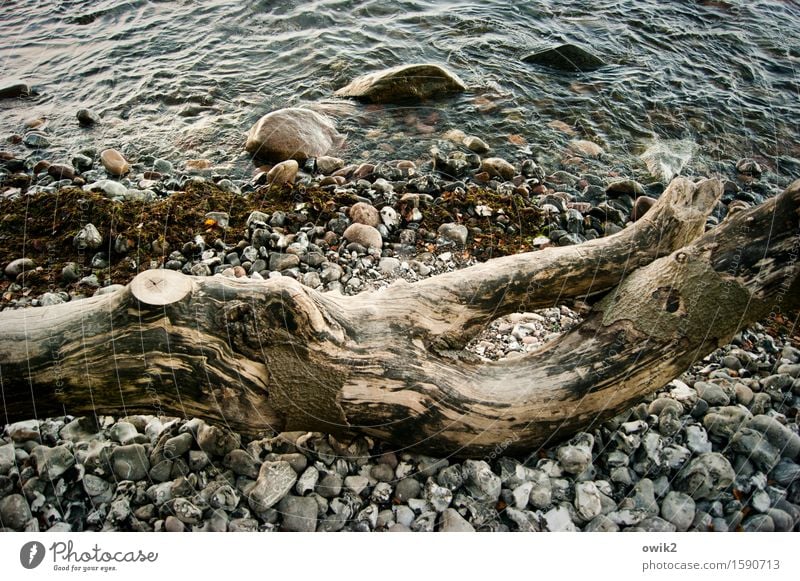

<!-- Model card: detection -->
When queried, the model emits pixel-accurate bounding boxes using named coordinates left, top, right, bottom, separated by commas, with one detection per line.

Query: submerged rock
left=522, top=44, right=606, bottom=72
left=245, top=108, right=343, bottom=162
left=334, top=63, right=467, bottom=103
left=77, top=108, right=101, bottom=126
left=0, top=81, right=30, bottom=99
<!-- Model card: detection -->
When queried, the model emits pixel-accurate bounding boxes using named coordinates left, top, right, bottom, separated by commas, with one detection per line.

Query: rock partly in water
left=245, top=108, right=343, bottom=162
left=77, top=108, right=101, bottom=126
left=100, top=148, right=130, bottom=176
left=480, top=157, right=516, bottom=180
left=0, top=80, right=30, bottom=99
left=334, top=63, right=467, bottom=103
left=569, top=140, right=604, bottom=158
left=522, top=44, right=606, bottom=72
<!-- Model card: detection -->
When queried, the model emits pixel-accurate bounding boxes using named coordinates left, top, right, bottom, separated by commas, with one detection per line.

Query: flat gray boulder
left=245, top=107, right=343, bottom=162
left=334, top=63, right=466, bottom=103
left=523, top=43, right=606, bottom=72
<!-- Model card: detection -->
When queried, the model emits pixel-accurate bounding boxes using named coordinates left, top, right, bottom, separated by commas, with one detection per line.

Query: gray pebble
left=742, top=514, right=775, bottom=532
left=694, top=381, right=730, bottom=406
left=463, top=460, right=501, bottom=502
left=370, top=463, right=394, bottom=483
left=316, top=472, right=343, bottom=499
left=31, top=444, right=75, bottom=481
left=278, top=495, right=318, bottom=532
left=661, top=491, right=695, bottom=531
left=248, top=461, right=297, bottom=512
left=423, top=478, right=453, bottom=512
left=0, top=494, right=31, bottom=530
left=574, top=481, right=603, bottom=521
left=584, top=515, right=619, bottom=532
left=395, top=478, right=421, bottom=502
left=223, top=449, right=259, bottom=479
left=111, top=444, right=150, bottom=481
left=344, top=475, right=370, bottom=496
left=439, top=508, right=475, bottom=532
left=295, top=466, right=319, bottom=496
left=163, top=432, right=193, bottom=459
left=676, top=453, right=735, bottom=500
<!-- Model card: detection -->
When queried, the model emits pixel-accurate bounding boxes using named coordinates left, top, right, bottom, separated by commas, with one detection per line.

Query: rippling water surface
left=1, top=0, right=799, bottom=177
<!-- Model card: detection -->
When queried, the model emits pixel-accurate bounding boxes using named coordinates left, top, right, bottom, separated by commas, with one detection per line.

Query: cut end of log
left=130, top=269, right=193, bottom=306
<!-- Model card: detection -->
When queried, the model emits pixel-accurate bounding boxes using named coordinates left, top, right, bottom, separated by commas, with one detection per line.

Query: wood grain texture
left=1, top=178, right=798, bottom=456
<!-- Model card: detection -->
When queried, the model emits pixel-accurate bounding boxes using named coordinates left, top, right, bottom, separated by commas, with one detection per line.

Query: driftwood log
left=1, top=177, right=798, bottom=456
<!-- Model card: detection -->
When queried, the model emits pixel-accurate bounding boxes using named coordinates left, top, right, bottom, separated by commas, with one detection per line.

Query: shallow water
left=1, top=0, right=799, bottom=177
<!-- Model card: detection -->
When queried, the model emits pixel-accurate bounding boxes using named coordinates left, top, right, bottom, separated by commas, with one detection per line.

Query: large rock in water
left=245, top=108, right=343, bottom=162
left=523, top=43, right=606, bottom=72
left=334, top=63, right=467, bottom=103
left=0, top=80, right=30, bottom=99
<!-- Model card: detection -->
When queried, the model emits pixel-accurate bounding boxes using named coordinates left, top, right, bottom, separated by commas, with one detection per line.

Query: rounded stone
left=569, top=139, right=604, bottom=158
left=48, top=163, right=76, bottom=180
left=349, top=202, right=381, bottom=228
left=164, top=515, right=185, bottom=532
left=4, top=257, right=35, bottom=278
left=100, top=148, right=130, bottom=176
left=163, top=432, right=193, bottom=459
left=245, top=108, right=343, bottom=162
left=463, top=135, right=490, bottom=154
left=0, top=494, right=32, bottom=530
left=742, top=514, right=774, bottom=532
left=632, top=196, right=657, bottom=221
left=278, top=495, right=318, bottom=532
left=110, top=444, right=150, bottom=481
left=437, top=223, right=468, bottom=246
left=77, top=108, right=100, bottom=126
left=676, top=452, right=735, bottom=500
left=266, top=160, right=299, bottom=186
left=316, top=156, right=344, bottom=175
left=479, top=157, right=515, bottom=180
left=342, top=223, right=382, bottom=250
left=316, top=472, right=343, bottom=499
left=394, top=478, right=421, bottom=503
left=660, top=491, right=696, bottom=531
left=334, top=63, right=466, bottom=103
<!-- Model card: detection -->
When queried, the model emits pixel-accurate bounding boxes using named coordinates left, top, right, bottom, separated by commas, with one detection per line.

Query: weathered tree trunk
left=1, top=177, right=798, bottom=456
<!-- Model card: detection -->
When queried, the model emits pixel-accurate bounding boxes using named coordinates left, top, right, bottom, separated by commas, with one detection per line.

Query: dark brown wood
left=1, top=177, right=798, bottom=456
